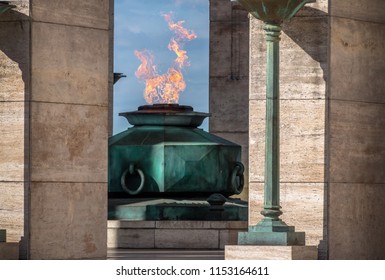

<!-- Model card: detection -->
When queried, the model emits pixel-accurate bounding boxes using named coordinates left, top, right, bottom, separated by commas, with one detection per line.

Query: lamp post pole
left=262, top=23, right=282, bottom=223
left=234, top=0, right=315, bottom=245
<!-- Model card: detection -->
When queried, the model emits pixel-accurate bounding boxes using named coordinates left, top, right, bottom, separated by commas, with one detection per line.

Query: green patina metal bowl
left=108, top=104, right=244, bottom=197
left=235, top=0, right=315, bottom=23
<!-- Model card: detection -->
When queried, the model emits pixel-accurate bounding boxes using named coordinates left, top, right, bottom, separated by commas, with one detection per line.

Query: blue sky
left=113, top=0, right=209, bottom=134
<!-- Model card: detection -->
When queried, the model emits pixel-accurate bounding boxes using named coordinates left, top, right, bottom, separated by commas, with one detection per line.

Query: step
left=108, top=220, right=248, bottom=249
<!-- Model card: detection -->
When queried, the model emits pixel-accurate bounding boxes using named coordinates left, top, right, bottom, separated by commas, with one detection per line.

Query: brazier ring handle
left=121, top=163, right=145, bottom=195
left=231, top=161, right=245, bottom=194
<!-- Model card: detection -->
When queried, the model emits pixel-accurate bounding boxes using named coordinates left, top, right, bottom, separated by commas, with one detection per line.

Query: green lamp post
left=0, top=2, right=15, bottom=15
left=235, top=0, right=315, bottom=245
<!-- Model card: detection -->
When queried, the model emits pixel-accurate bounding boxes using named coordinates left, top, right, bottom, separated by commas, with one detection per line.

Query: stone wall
left=209, top=0, right=249, bottom=201
left=248, top=1, right=328, bottom=250
left=0, top=0, right=30, bottom=246
left=0, top=0, right=112, bottom=259
left=328, top=0, right=385, bottom=259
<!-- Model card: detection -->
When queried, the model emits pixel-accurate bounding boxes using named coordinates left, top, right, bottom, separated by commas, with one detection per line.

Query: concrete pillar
left=328, top=0, right=385, bottom=259
left=209, top=0, right=249, bottom=201
left=248, top=1, right=327, bottom=253
left=0, top=0, right=112, bottom=259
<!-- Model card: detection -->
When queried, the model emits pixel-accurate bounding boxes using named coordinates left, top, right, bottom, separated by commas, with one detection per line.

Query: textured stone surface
left=155, top=220, right=247, bottom=229
left=299, top=0, right=328, bottom=14
left=0, top=102, right=25, bottom=181
left=30, top=102, right=108, bottom=183
left=249, top=16, right=328, bottom=101
left=29, top=182, right=107, bottom=259
left=0, top=183, right=24, bottom=243
left=155, top=221, right=212, bottom=229
left=209, top=0, right=250, bottom=202
left=330, top=18, right=385, bottom=104
left=210, top=0, right=248, bottom=22
left=31, top=0, right=111, bottom=29
left=249, top=183, right=324, bottom=246
left=31, top=22, right=109, bottom=106
left=249, top=100, right=325, bottom=183
left=107, top=220, right=248, bottom=249
left=0, top=21, right=30, bottom=102
left=0, top=3, right=30, bottom=255
left=330, top=0, right=385, bottom=23
left=209, top=78, right=249, bottom=133
left=108, top=220, right=155, bottom=229
left=0, top=243, right=19, bottom=260
left=327, top=1, right=385, bottom=260
left=225, top=245, right=318, bottom=260
left=329, top=184, right=385, bottom=259
left=210, top=21, right=249, bottom=78
left=219, top=230, right=240, bottom=249
left=1, top=0, right=111, bottom=260
left=329, top=101, right=385, bottom=184
left=155, top=229, right=219, bottom=249
left=107, top=228, right=155, bottom=249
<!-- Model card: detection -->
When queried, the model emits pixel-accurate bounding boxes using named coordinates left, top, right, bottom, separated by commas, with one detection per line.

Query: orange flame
left=134, top=13, right=197, bottom=104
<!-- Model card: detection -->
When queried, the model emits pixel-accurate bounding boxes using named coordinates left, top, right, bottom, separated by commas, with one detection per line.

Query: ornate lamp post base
left=238, top=220, right=305, bottom=245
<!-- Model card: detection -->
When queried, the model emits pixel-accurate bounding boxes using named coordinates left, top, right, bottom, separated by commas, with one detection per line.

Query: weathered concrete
left=209, top=0, right=249, bottom=200
left=329, top=18, right=385, bottom=104
left=330, top=1, right=385, bottom=24
left=329, top=101, right=385, bottom=183
left=29, top=102, right=108, bottom=183
left=250, top=15, right=328, bottom=100
left=328, top=0, right=385, bottom=259
left=329, top=184, right=385, bottom=259
left=31, top=0, right=110, bottom=30
left=107, top=220, right=248, bottom=250
left=0, top=21, right=30, bottom=102
left=108, top=0, right=114, bottom=136
left=0, top=183, right=24, bottom=242
left=249, top=100, right=325, bottom=183
left=29, top=182, right=107, bottom=259
left=0, top=0, right=112, bottom=259
left=0, top=243, right=19, bottom=260
left=0, top=2, right=30, bottom=248
left=225, top=245, right=318, bottom=260
left=156, top=229, right=219, bottom=249
left=0, top=102, right=25, bottom=182
left=31, top=22, right=109, bottom=106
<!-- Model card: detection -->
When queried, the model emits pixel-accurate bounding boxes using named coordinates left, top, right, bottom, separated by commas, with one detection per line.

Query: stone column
left=27, top=0, right=112, bottom=260
left=209, top=0, right=250, bottom=201
left=328, top=0, right=385, bottom=259
left=1, top=0, right=112, bottom=259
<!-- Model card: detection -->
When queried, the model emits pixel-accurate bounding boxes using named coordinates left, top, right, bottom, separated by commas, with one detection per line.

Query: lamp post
left=235, top=0, right=315, bottom=245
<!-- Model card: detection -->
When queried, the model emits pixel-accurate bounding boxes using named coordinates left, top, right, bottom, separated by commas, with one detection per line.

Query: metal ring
left=231, top=162, right=245, bottom=194
left=121, top=164, right=145, bottom=195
